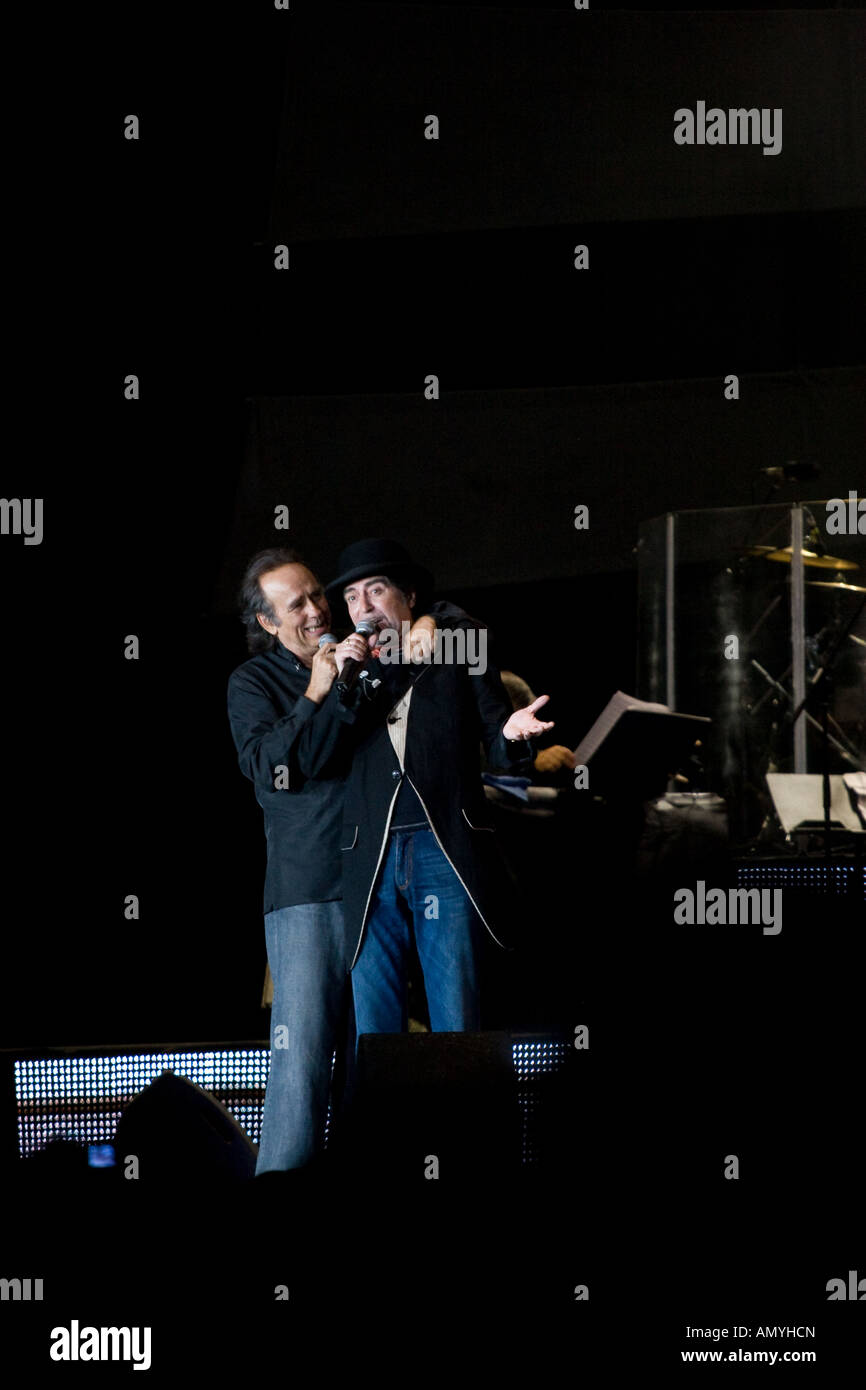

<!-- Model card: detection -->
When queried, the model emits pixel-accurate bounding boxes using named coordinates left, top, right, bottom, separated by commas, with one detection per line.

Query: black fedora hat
left=326, top=538, right=434, bottom=602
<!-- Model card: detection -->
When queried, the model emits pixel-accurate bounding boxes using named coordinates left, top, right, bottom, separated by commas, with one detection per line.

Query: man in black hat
left=310, top=538, right=555, bottom=1038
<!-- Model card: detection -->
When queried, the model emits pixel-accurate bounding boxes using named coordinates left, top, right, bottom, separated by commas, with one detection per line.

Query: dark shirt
left=227, top=642, right=354, bottom=914
left=390, top=776, right=428, bottom=828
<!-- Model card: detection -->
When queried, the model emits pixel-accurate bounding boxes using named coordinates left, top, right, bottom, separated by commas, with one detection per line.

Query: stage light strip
left=13, top=1038, right=570, bottom=1162
left=736, top=863, right=865, bottom=897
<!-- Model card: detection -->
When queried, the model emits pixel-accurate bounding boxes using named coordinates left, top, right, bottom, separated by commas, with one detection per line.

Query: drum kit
left=743, top=537, right=864, bottom=726
left=739, top=529, right=865, bottom=846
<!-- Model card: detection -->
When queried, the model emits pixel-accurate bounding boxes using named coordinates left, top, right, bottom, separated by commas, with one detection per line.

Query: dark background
left=2, top=0, right=864, bottom=1050
left=1, top=2, right=864, bottom=1366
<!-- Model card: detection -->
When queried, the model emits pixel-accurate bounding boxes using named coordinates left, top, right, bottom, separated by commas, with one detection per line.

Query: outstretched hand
left=502, top=694, right=555, bottom=743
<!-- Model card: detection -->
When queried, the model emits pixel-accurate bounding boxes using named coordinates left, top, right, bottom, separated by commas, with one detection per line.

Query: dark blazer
left=300, top=618, right=533, bottom=967
left=227, top=643, right=354, bottom=913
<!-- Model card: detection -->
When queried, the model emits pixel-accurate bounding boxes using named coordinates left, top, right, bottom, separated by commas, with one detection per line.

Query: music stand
left=574, top=693, right=711, bottom=801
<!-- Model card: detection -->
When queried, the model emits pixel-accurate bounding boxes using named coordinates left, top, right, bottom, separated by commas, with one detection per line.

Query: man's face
left=257, top=563, right=332, bottom=664
left=342, top=575, right=415, bottom=639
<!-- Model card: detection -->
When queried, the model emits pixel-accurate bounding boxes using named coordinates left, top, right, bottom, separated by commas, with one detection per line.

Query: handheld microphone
left=336, top=620, right=377, bottom=696
left=318, top=632, right=337, bottom=647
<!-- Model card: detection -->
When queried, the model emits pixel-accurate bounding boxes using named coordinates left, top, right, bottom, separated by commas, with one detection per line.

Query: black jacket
left=227, top=642, right=354, bottom=913
left=298, top=618, right=533, bottom=966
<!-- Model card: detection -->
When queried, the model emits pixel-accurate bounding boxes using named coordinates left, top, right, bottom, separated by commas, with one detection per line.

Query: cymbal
left=751, top=545, right=859, bottom=571
left=806, top=580, right=866, bottom=594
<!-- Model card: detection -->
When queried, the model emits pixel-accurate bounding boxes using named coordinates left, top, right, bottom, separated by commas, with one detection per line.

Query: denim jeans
left=351, top=827, right=483, bottom=1038
left=257, top=899, right=354, bottom=1173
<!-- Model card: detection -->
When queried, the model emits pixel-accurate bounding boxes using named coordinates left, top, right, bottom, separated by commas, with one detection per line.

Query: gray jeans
left=257, top=899, right=353, bottom=1173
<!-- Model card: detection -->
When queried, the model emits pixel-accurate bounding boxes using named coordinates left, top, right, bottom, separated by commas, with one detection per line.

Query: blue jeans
left=257, top=900, right=354, bottom=1173
left=351, top=827, right=483, bottom=1038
